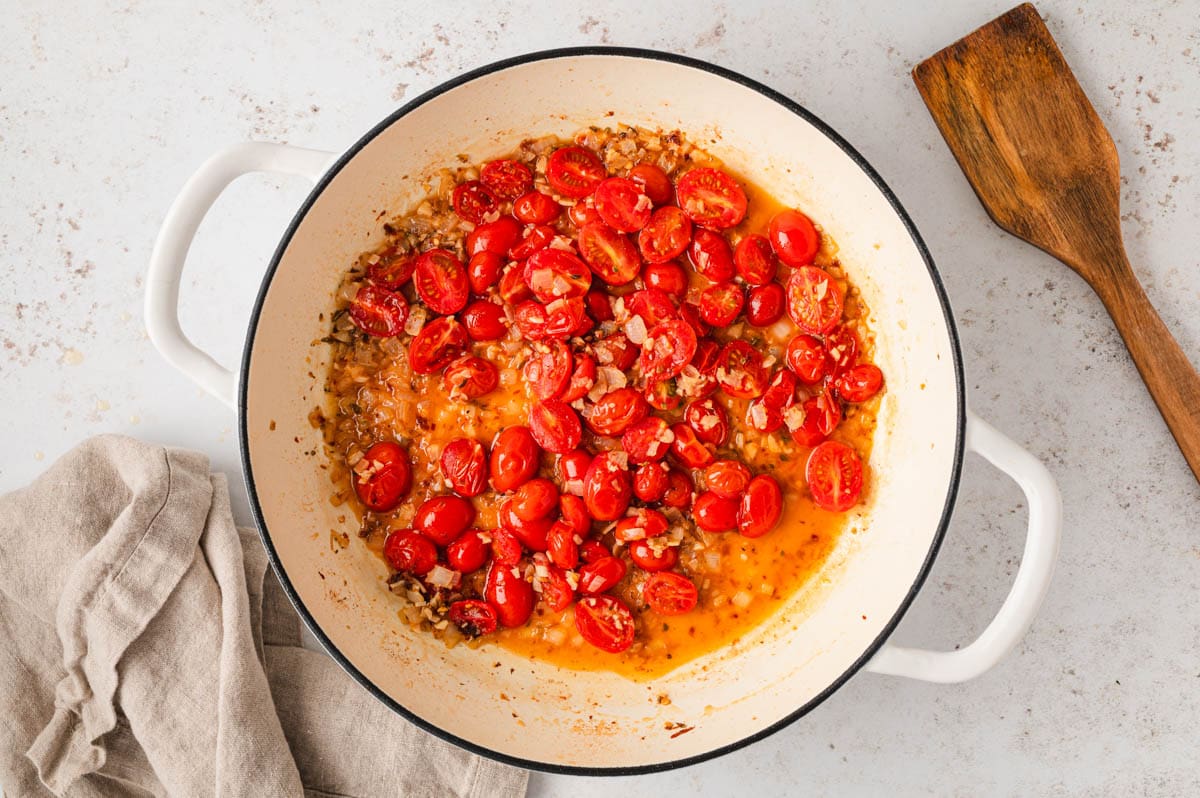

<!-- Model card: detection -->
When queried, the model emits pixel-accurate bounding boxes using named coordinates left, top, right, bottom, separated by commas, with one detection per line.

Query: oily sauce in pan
left=318, top=125, right=882, bottom=678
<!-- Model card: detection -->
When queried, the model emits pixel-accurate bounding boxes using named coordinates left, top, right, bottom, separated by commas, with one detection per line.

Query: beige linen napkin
left=0, top=435, right=528, bottom=798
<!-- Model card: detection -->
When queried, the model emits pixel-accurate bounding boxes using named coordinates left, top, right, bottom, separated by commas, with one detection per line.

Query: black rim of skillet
left=238, top=46, right=967, bottom=777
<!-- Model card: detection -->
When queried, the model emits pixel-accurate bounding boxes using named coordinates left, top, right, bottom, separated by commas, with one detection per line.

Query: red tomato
left=560, top=352, right=597, bottom=403
left=579, top=539, right=611, bottom=564
left=559, top=493, right=590, bottom=534
left=688, top=228, right=736, bottom=281
left=575, top=595, right=635, bottom=653
left=578, top=555, right=627, bottom=595
left=614, top=508, right=668, bottom=542
left=466, top=216, right=523, bottom=257
left=529, top=399, right=582, bottom=454
left=538, top=559, right=576, bottom=612
left=698, top=282, right=744, bottom=327
left=628, top=287, right=678, bottom=327
left=746, top=283, right=786, bottom=327
left=762, top=368, right=798, bottom=409
left=789, top=389, right=842, bottom=447
left=704, top=460, right=751, bottom=499
left=629, top=539, right=679, bottom=572
left=485, top=563, right=534, bottom=628
left=446, top=530, right=489, bottom=573
left=639, top=319, right=698, bottom=381
left=739, top=474, right=784, bottom=537
left=786, top=334, right=828, bottom=384
left=594, top=177, right=652, bottom=232
left=490, top=528, right=523, bottom=565
left=524, top=341, right=573, bottom=400
left=510, top=224, right=556, bottom=261
left=824, top=325, right=860, bottom=376
left=677, top=341, right=720, bottom=400
left=677, top=167, right=747, bottom=229
left=367, top=249, right=416, bottom=289
left=543, top=296, right=588, bottom=340
left=452, top=180, right=498, bottom=224
left=628, top=163, right=673, bottom=205
left=513, top=190, right=561, bottom=224
left=414, top=249, right=470, bottom=315
left=634, top=462, right=670, bottom=502
left=642, top=260, right=688, bottom=300
left=577, top=222, right=641, bottom=286
left=638, top=206, right=693, bottom=264
left=585, top=387, right=649, bottom=436
left=676, top=301, right=708, bottom=339
left=786, top=266, right=844, bottom=335
left=582, top=451, right=633, bottom=520
left=414, top=495, right=476, bottom=546
left=547, top=146, right=605, bottom=198
left=512, top=299, right=549, bottom=340
left=524, top=248, right=592, bottom=302
left=768, top=208, right=821, bottom=267
left=734, top=234, right=778, bottom=284
left=461, top=299, right=507, bottom=340
left=448, top=599, right=497, bottom=636
left=546, top=521, right=580, bottom=570
left=621, top=416, right=673, bottom=464
left=585, top=289, right=615, bottom=322
left=592, top=333, right=638, bottom=371
left=684, top=398, right=729, bottom=446
left=642, top=572, right=698, bottom=615
left=694, top=491, right=738, bottom=532
left=383, top=529, right=436, bottom=575
left=643, top=379, right=682, bottom=412
left=714, top=340, right=769, bottom=398
left=353, top=441, right=412, bottom=512
left=443, top=355, right=499, bottom=400
left=670, top=422, right=716, bottom=469
left=468, top=251, right=505, bottom=295
left=349, top=285, right=408, bottom=337
left=557, top=449, right=593, bottom=485
left=834, top=363, right=884, bottom=403
left=408, top=316, right=467, bottom=374
left=480, top=158, right=532, bottom=199
left=499, top=500, right=553, bottom=551
left=511, top=477, right=559, bottom=522
left=747, top=398, right=783, bottom=433
left=568, top=198, right=603, bottom=228
left=662, top=468, right=694, bottom=509
left=440, top=437, right=487, bottom=497
left=490, top=426, right=541, bottom=492
left=806, top=441, right=863, bottom=512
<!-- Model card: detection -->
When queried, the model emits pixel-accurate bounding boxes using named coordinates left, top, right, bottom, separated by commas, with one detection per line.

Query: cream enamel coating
left=146, top=51, right=1061, bottom=771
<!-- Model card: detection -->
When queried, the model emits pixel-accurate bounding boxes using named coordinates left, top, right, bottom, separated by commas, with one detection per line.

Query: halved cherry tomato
left=789, top=389, right=842, bottom=447
left=367, top=249, right=416, bottom=289
left=638, top=206, right=693, bottom=264
left=452, top=180, right=498, bottom=225
left=585, top=387, right=649, bottom=436
left=546, top=521, right=580, bottom=570
left=629, top=539, right=679, bottom=572
left=768, top=208, right=820, bottom=267
left=448, top=599, right=497, bottom=637
left=529, top=399, right=582, bottom=454
left=461, top=299, right=507, bottom=340
left=628, top=163, right=673, bottom=206
left=579, top=539, right=611, bottom=564
left=684, top=398, right=729, bottom=446
left=786, top=334, right=828, bottom=384
left=594, top=177, right=652, bottom=232
left=694, top=491, right=738, bottom=531
left=669, top=422, right=716, bottom=469
left=585, top=289, right=615, bottom=322
left=349, top=285, right=408, bottom=337
left=568, top=198, right=603, bottom=228
left=662, top=468, right=694, bottom=509
left=466, top=216, right=523, bottom=257
left=592, top=333, right=638, bottom=371
left=715, top=340, right=769, bottom=398
left=806, top=441, right=863, bottom=512
left=556, top=449, right=593, bottom=485
left=786, top=266, right=843, bottom=335
left=575, top=595, right=635, bottom=653
left=538, top=560, right=575, bottom=612
left=634, top=462, right=670, bottom=502
left=414, top=248, right=470, bottom=315
left=824, top=325, right=859, bottom=376
left=468, top=251, right=505, bottom=295
left=628, top=287, right=678, bottom=327
left=746, top=283, right=786, bottom=327
left=383, top=529, right=437, bottom=576
left=513, top=190, right=561, bottom=224
left=485, top=563, right=534, bottom=628
left=747, top=398, right=784, bottom=433
left=353, top=441, right=412, bottom=512
left=408, top=316, right=467, bottom=374
left=676, top=167, right=747, bottom=229
left=560, top=352, right=597, bottom=403
left=547, top=146, right=606, bottom=198
left=559, top=493, right=590, bottom=534
left=738, top=474, right=783, bottom=537
left=490, top=528, right=523, bottom=565
left=614, top=508, right=669, bottom=542
left=642, top=260, right=688, bottom=300
left=834, top=363, right=884, bottom=403
left=643, top=379, right=682, bottom=412
left=621, top=416, right=673, bottom=464
left=440, top=437, right=487, bottom=497
left=762, top=369, right=798, bottom=409
left=639, top=319, right=698, bottom=381
left=578, top=556, right=627, bottom=595
left=510, top=223, right=556, bottom=260
left=524, top=341, right=573, bottom=400
left=688, top=228, right=736, bottom=281
left=734, top=234, right=778, bottom=285
left=582, top=451, right=632, bottom=520
left=544, top=296, right=588, bottom=340
left=511, top=477, right=559, bottom=521
left=677, top=301, right=709, bottom=339
left=446, top=530, right=489, bottom=573
left=512, top=299, right=549, bottom=340
left=704, top=460, right=751, bottom=499
left=524, top=248, right=591, bottom=301
left=443, top=355, right=499, bottom=400
left=677, top=340, right=720, bottom=400
left=578, top=222, right=641, bottom=286
left=643, top=572, right=698, bottom=615
left=480, top=158, right=532, bottom=199
left=499, top=500, right=553, bottom=550
left=698, top=282, right=744, bottom=327
left=490, top=426, right=541, bottom=492
left=414, top=495, right=476, bottom=546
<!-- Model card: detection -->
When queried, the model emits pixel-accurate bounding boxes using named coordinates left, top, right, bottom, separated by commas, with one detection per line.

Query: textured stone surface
left=1, top=1, right=1197, bottom=795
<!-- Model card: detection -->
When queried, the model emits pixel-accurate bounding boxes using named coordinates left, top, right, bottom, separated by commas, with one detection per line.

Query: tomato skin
left=633, top=462, right=670, bottom=502
left=628, top=163, right=674, bottom=205
left=768, top=208, right=821, bottom=267
left=349, top=285, right=409, bottom=337
left=485, top=563, right=535, bottom=628
left=448, top=599, right=498, bottom=637
left=461, top=299, right=507, bottom=341
left=715, top=340, right=769, bottom=399
left=480, top=158, right=532, bottom=199
left=786, top=266, right=844, bottom=335
left=806, top=441, right=864, bottom=512
left=643, top=379, right=681, bottom=413
left=538, top=559, right=576, bottom=612
left=585, top=387, right=649, bottom=437
left=546, top=521, right=580, bottom=570
left=568, top=198, right=603, bottom=228
left=559, top=493, right=591, bottom=535
left=367, top=248, right=417, bottom=289
left=688, top=228, right=736, bottom=281
left=614, top=508, right=669, bottom=543
left=593, top=333, right=639, bottom=371
left=746, top=283, right=786, bottom=327
left=662, top=468, right=694, bottom=509
left=676, top=167, right=748, bottom=229
left=442, top=355, right=499, bottom=400
left=523, top=248, right=592, bottom=302
left=629, top=539, right=679, bottom=572
left=834, top=363, right=884, bottom=403
left=823, top=325, right=860, bottom=377
left=578, top=222, right=641, bottom=286
left=642, top=260, right=689, bottom=300
left=440, top=437, right=488, bottom=497
left=547, top=146, right=606, bottom=198
left=582, top=451, right=633, bottom=521
left=466, top=216, right=523, bottom=257
left=511, top=477, right=559, bottom=521
left=446, top=530, right=489, bottom=573
left=694, top=491, right=739, bottom=532
left=786, top=334, right=828, bottom=384
left=512, top=300, right=549, bottom=341
left=468, top=251, right=505, bottom=295
left=638, top=206, right=693, bottom=264
left=489, top=426, right=541, bottom=492
left=413, top=495, right=477, bottom=546
left=739, top=474, right=784, bottom=537
left=639, top=319, right=698, bottom=382
left=698, top=281, right=745, bottom=327
left=545, top=296, right=589, bottom=340
left=528, top=399, right=582, bottom=454
left=619, top=416, right=673, bottom=464
left=585, top=289, right=615, bottom=322
left=642, top=572, right=698, bottom=615
left=578, top=555, right=627, bottom=595
left=762, top=368, right=798, bottom=410
left=669, top=422, right=716, bottom=469
left=628, top=287, right=679, bottom=327
left=704, top=460, right=751, bottom=499
left=683, top=398, right=729, bottom=446
left=524, top=341, right=573, bottom=400
left=734, top=234, right=778, bottom=285
left=452, top=180, right=498, bottom=224
left=510, top=224, right=556, bottom=262
left=789, top=390, right=842, bottom=447
left=383, top=529, right=437, bottom=576
left=594, top=176, right=653, bottom=232
left=560, top=352, right=597, bottom=403
left=556, top=449, right=593, bottom=485
left=513, top=190, right=561, bottom=224
left=575, top=595, right=636, bottom=653
left=414, top=249, right=470, bottom=315
left=499, top=500, right=553, bottom=551
left=490, top=528, right=523, bottom=565
left=353, top=441, right=413, bottom=512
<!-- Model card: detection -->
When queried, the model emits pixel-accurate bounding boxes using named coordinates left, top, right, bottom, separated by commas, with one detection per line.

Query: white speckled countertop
left=3, top=1, right=1198, bottom=795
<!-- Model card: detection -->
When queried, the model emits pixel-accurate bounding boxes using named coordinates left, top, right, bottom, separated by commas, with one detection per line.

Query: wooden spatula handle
left=1095, top=257, right=1200, bottom=481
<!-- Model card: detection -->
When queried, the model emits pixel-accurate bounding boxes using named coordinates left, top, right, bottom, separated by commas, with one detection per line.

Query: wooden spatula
left=913, top=2, right=1200, bottom=484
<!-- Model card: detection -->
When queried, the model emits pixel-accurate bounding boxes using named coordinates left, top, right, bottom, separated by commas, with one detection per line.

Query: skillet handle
left=145, top=142, right=336, bottom=408
left=864, top=410, right=1062, bottom=683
